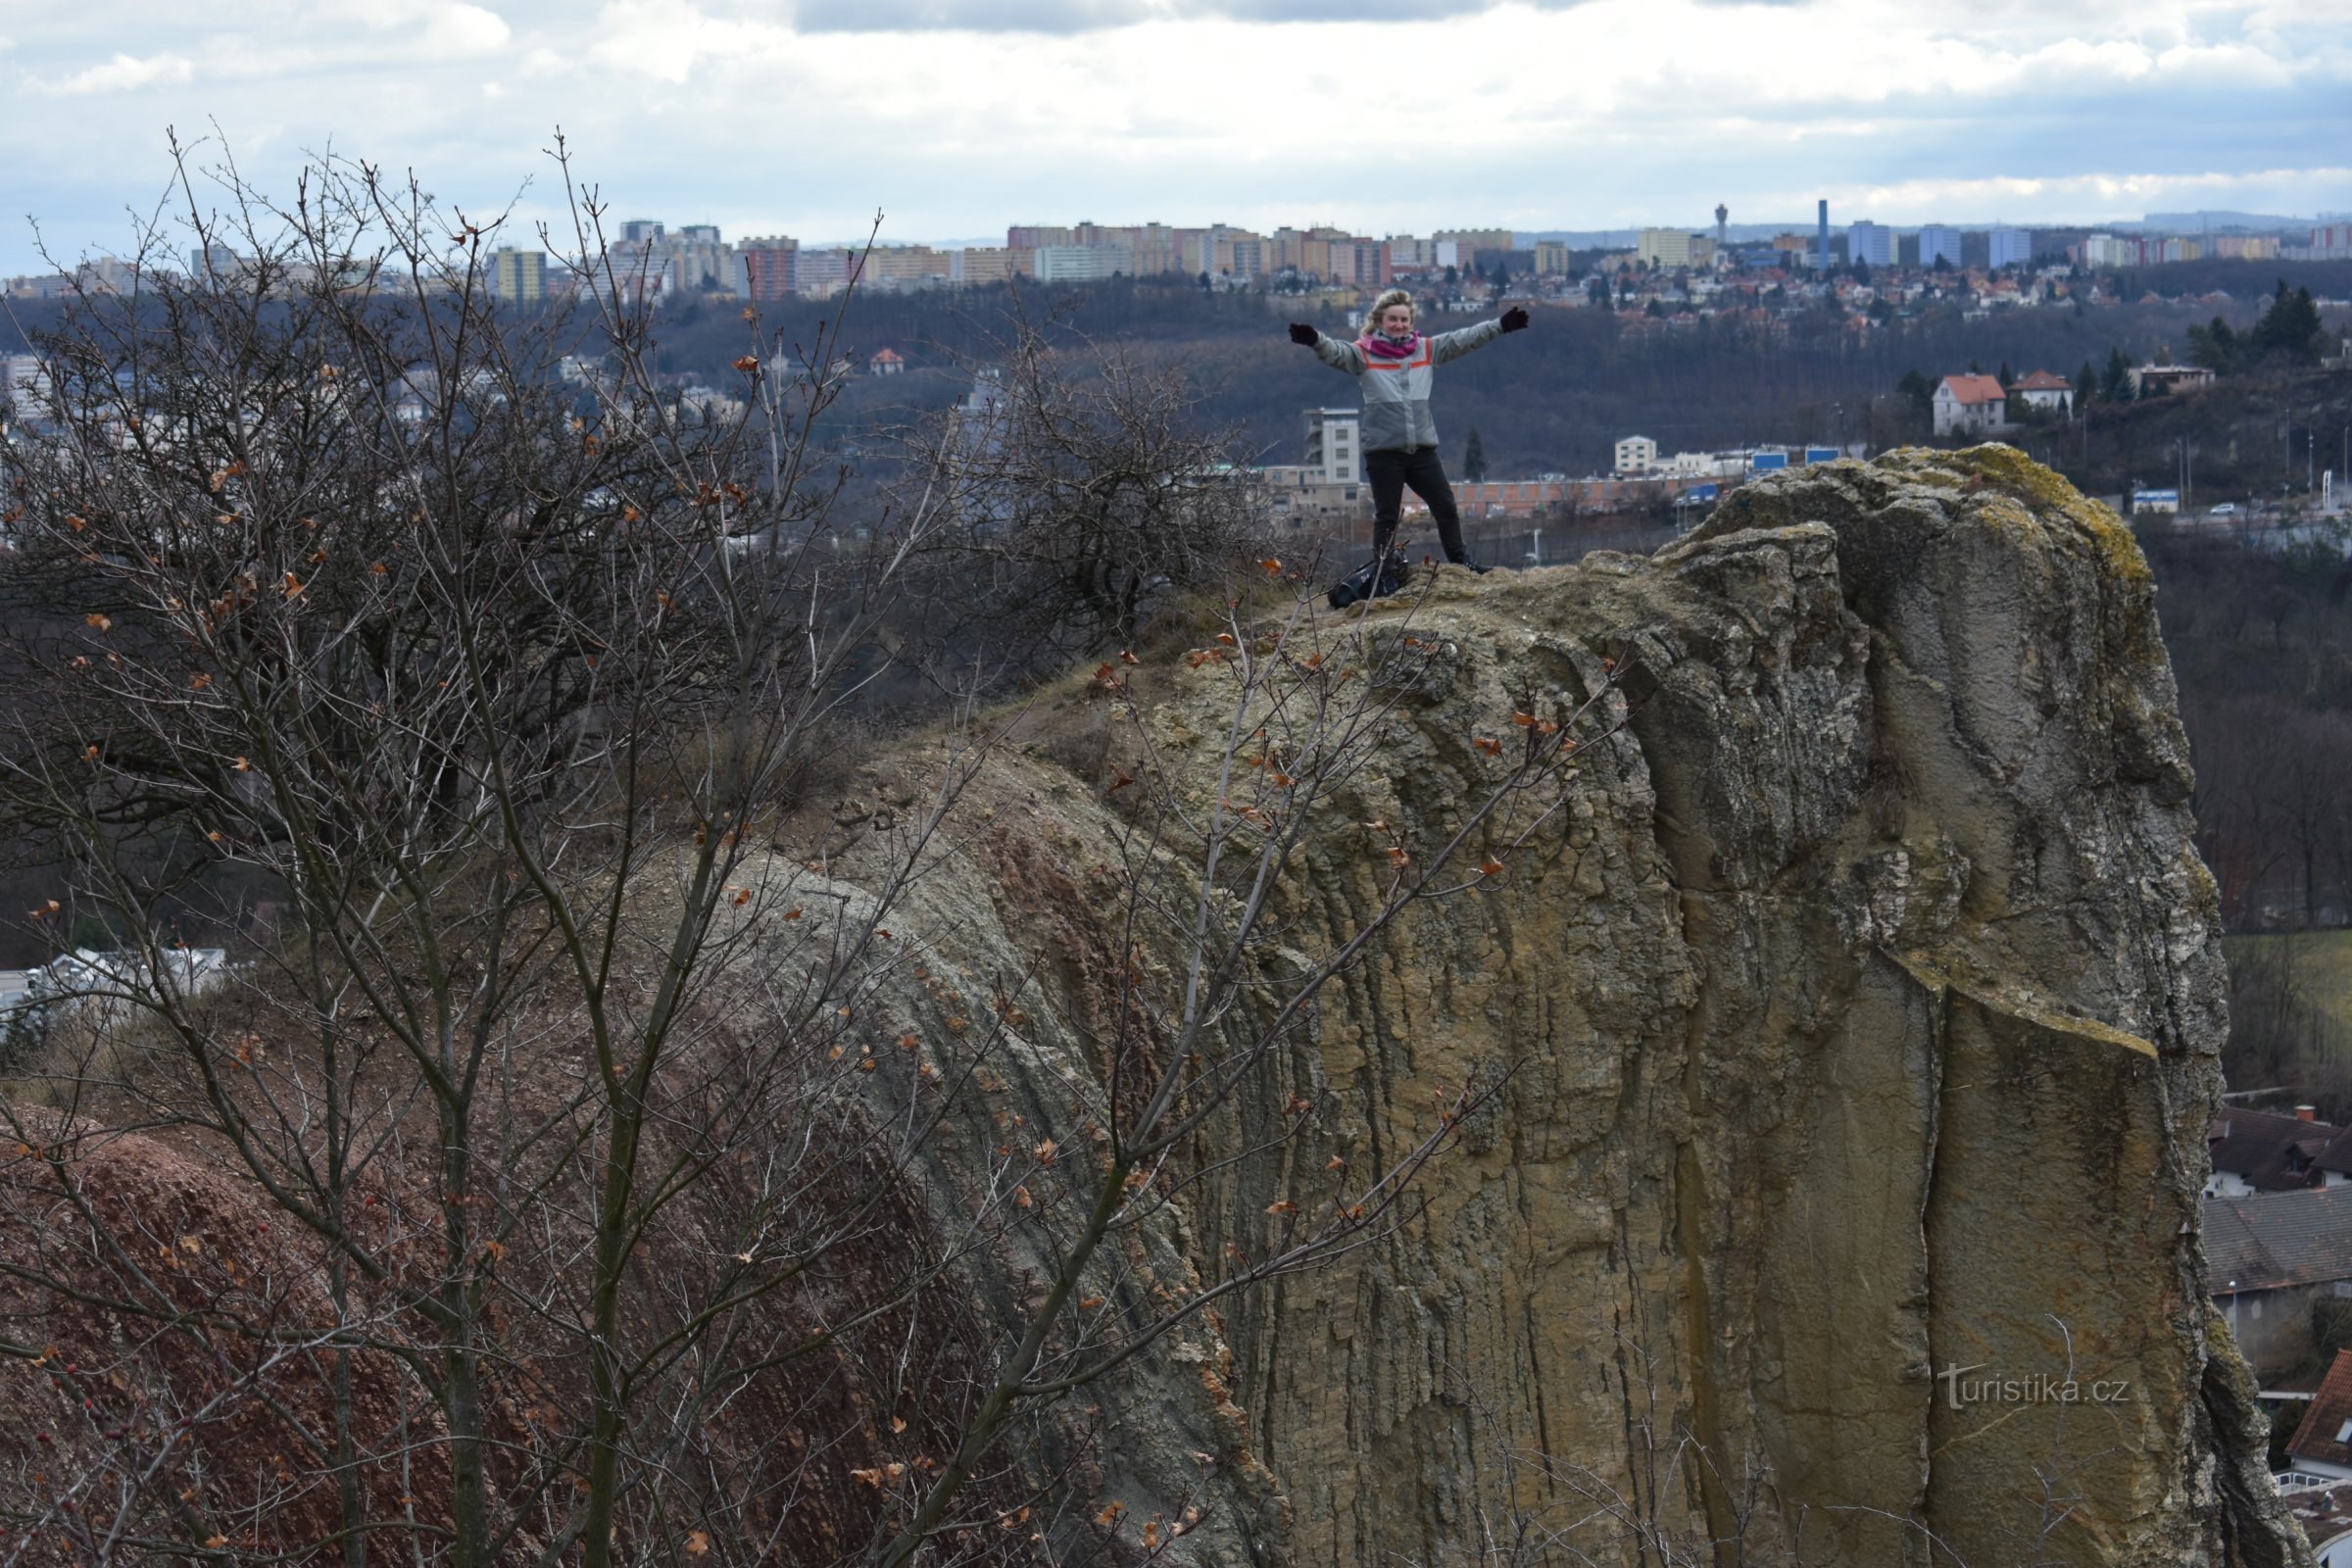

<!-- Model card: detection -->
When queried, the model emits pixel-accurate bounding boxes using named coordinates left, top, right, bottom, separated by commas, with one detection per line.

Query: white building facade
left=1614, top=435, right=1659, bottom=474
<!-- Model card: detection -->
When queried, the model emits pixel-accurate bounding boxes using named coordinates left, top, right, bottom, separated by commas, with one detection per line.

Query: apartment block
left=1304, top=407, right=1361, bottom=485
left=793, top=249, right=862, bottom=297
left=952, top=247, right=1033, bottom=285
left=1846, top=221, right=1891, bottom=268
left=862, top=246, right=955, bottom=290
left=1637, top=229, right=1695, bottom=269
left=491, top=248, right=548, bottom=303
left=1988, top=226, right=2033, bottom=269
left=734, top=237, right=799, bottom=301
left=1435, top=228, right=1514, bottom=257
left=1918, top=224, right=1962, bottom=268
left=1035, top=245, right=1132, bottom=282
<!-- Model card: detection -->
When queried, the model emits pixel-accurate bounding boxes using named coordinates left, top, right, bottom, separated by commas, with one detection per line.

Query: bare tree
left=899, top=303, right=1264, bottom=676
left=0, top=137, right=1020, bottom=1568
left=0, top=139, right=1632, bottom=1568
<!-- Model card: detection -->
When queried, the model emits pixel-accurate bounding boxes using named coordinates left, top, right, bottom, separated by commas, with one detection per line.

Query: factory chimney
left=1816, top=199, right=1830, bottom=271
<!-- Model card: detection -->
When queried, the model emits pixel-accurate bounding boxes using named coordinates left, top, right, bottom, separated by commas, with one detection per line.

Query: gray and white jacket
left=1311, top=318, right=1506, bottom=453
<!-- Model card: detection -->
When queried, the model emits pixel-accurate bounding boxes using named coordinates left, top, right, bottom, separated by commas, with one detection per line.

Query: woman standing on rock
left=1290, top=288, right=1529, bottom=573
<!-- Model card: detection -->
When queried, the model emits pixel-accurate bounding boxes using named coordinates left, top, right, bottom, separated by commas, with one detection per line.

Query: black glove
left=1288, top=322, right=1318, bottom=346
left=1500, top=306, right=1530, bottom=333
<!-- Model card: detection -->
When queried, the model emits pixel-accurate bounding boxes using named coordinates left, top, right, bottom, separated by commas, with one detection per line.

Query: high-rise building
left=1847, top=221, right=1891, bottom=268
left=490, top=248, right=547, bottom=303
left=2081, top=233, right=2142, bottom=268
left=734, top=236, right=798, bottom=301
left=1918, top=224, right=1962, bottom=268
left=188, top=242, right=240, bottom=280
left=74, top=256, right=138, bottom=294
left=667, top=225, right=731, bottom=292
left=1325, top=237, right=1391, bottom=288
left=1637, top=228, right=1695, bottom=269
left=1435, top=228, right=1514, bottom=257
left=1988, top=227, right=2033, bottom=269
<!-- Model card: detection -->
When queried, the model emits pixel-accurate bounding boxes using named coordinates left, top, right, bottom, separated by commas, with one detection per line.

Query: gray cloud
left=792, top=0, right=1796, bottom=31
left=792, top=0, right=1156, bottom=31
left=789, top=0, right=1524, bottom=31
left=1190, top=0, right=1503, bottom=20
left=3, top=0, right=2348, bottom=277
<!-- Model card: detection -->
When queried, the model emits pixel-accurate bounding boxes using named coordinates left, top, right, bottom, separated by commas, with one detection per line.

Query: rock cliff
left=870, top=446, right=2307, bottom=1567
left=0, top=447, right=2305, bottom=1567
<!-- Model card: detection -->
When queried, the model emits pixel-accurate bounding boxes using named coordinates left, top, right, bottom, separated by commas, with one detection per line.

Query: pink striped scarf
left=1359, top=330, right=1422, bottom=361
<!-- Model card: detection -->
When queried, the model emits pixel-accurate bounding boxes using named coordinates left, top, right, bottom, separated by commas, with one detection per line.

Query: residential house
left=2281, top=1476, right=2352, bottom=1568
left=2206, top=1187, right=2352, bottom=1376
left=1613, top=435, right=1658, bottom=474
left=868, top=348, right=906, bottom=376
left=2132, top=364, right=2220, bottom=397
left=2011, top=369, right=2076, bottom=415
left=2210, top=1105, right=2352, bottom=1196
left=1932, top=373, right=2009, bottom=436
left=2289, top=1353, right=2352, bottom=1486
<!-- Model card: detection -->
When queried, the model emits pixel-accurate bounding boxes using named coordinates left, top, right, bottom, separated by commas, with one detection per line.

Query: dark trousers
left=1366, top=445, right=1466, bottom=564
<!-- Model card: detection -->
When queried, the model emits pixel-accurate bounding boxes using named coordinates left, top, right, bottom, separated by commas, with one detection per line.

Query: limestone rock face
left=879, top=447, right=2304, bottom=1566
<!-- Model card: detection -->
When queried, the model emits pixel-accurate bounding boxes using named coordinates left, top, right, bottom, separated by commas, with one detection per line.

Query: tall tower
left=1816, top=200, right=1831, bottom=271
left=1715, top=204, right=1729, bottom=249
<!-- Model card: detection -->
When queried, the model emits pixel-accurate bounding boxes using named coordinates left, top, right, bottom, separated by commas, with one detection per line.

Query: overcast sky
left=2, top=0, right=2349, bottom=273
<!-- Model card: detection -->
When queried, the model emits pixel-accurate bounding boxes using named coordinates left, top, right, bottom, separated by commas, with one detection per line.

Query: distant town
left=8, top=207, right=2352, bottom=309
left=6, top=205, right=2348, bottom=553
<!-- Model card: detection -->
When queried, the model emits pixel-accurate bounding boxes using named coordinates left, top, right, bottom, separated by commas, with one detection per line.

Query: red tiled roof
left=2292, top=1350, right=2352, bottom=1468
left=1938, top=373, right=2006, bottom=406
left=869, top=348, right=904, bottom=363
left=2013, top=369, right=2072, bottom=391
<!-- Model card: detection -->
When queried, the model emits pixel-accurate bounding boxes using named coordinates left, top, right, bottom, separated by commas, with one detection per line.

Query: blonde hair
left=1367, top=289, right=1416, bottom=331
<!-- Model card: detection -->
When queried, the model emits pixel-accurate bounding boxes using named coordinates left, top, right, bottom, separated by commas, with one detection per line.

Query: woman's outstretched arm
left=1429, top=307, right=1528, bottom=365
left=1291, top=321, right=1365, bottom=374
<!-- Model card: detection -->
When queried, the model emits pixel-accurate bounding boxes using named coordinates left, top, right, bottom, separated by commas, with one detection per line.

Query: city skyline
left=2, top=0, right=2349, bottom=277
